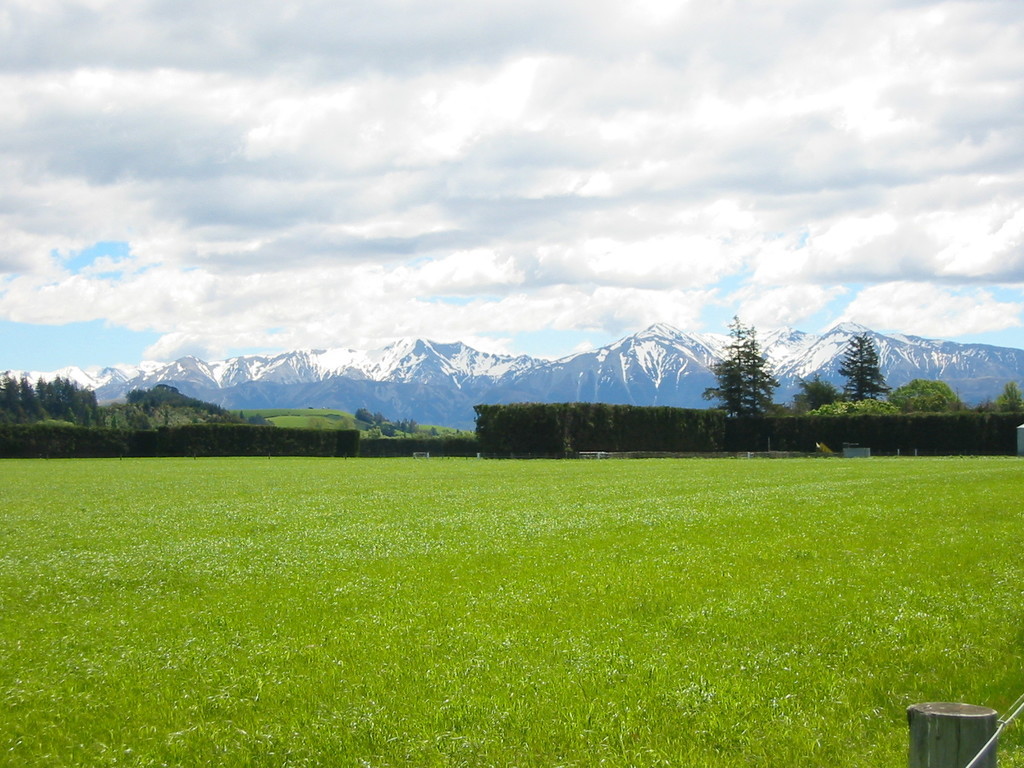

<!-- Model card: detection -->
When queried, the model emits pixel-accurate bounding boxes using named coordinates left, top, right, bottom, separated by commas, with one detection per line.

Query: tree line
left=353, top=407, right=423, bottom=437
left=1, top=375, right=100, bottom=425
left=0, top=378, right=247, bottom=430
left=108, top=384, right=243, bottom=429
left=703, top=317, right=1024, bottom=417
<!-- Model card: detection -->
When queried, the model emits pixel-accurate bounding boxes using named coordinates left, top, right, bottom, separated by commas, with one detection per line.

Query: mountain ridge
left=6, top=323, right=1024, bottom=429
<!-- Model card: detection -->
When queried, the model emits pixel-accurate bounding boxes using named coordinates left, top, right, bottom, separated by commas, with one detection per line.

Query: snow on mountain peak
left=7, top=323, right=1024, bottom=427
left=826, top=321, right=872, bottom=336
left=637, top=322, right=683, bottom=340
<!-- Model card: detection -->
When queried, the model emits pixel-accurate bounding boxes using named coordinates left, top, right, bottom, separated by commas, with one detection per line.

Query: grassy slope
left=238, top=408, right=359, bottom=430
left=238, top=408, right=465, bottom=435
left=2, top=457, right=1023, bottom=767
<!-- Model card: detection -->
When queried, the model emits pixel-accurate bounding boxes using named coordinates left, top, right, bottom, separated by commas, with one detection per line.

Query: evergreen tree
left=702, top=317, right=778, bottom=416
left=37, top=377, right=83, bottom=422
left=0, top=375, right=99, bottom=425
left=72, top=384, right=100, bottom=426
left=1, top=375, right=22, bottom=423
left=792, top=375, right=841, bottom=413
left=18, top=377, right=44, bottom=421
left=124, top=385, right=234, bottom=421
left=838, top=332, right=889, bottom=401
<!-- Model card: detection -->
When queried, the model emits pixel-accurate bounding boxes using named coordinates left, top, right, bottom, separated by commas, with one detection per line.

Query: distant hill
left=7, top=323, right=1024, bottom=430
left=240, top=407, right=464, bottom=437
left=240, top=408, right=359, bottom=430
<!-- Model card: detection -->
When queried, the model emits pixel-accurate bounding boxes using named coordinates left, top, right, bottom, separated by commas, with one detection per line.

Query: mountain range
left=8, top=322, right=1024, bottom=429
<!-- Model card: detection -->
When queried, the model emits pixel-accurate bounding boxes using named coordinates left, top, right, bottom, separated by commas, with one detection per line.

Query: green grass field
left=239, top=408, right=360, bottom=430
left=237, top=408, right=467, bottom=437
left=2, top=457, right=1023, bottom=767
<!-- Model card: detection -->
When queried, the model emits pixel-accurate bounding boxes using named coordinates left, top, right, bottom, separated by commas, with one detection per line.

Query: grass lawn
left=237, top=409, right=466, bottom=437
left=239, top=409, right=359, bottom=430
left=2, top=456, right=1023, bottom=767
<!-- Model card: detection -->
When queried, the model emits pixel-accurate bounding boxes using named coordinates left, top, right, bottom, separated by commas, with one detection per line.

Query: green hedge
left=473, top=404, right=1023, bottom=456
left=359, top=436, right=480, bottom=458
left=5, top=411, right=1019, bottom=459
left=149, top=424, right=358, bottom=457
left=0, top=424, right=132, bottom=458
left=474, top=403, right=725, bottom=456
left=725, top=413, right=1022, bottom=455
left=0, top=424, right=360, bottom=458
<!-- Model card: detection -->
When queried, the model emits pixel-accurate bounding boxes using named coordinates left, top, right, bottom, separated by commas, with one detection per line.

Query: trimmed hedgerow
left=473, top=403, right=725, bottom=456
left=0, top=424, right=360, bottom=458
left=724, top=413, right=1022, bottom=455
left=359, top=436, right=480, bottom=458
left=474, top=404, right=1022, bottom=456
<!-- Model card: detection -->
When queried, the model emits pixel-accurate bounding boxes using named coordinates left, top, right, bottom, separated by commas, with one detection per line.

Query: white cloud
left=752, top=199, right=1024, bottom=287
left=841, top=283, right=1024, bottom=338
left=562, top=235, right=740, bottom=288
left=393, top=249, right=524, bottom=295
left=2, top=0, right=1024, bottom=366
left=734, top=284, right=848, bottom=330
left=932, top=205, right=1024, bottom=279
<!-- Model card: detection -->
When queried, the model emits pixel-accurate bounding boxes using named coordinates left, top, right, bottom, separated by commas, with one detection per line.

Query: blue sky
left=0, top=320, right=160, bottom=372
left=2, top=1, right=1024, bottom=372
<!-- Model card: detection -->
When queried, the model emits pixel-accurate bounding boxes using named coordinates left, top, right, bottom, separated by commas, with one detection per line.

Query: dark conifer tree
left=838, top=332, right=890, bottom=401
left=18, top=377, right=44, bottom=422
left=0, top=375, right=22, bottom=423
left=793, top=375, right=841, bottom=413
left=702, top=317, right=778, bottom=416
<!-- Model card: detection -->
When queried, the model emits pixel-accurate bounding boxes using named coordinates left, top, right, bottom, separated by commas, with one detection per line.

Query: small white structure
left=1017, top=424, right=1024, bottom=456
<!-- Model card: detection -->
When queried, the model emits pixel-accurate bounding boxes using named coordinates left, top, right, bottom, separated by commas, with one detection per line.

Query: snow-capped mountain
left=499, top=323, right=727, bottom=408
left=7, top=323, right=1024, bottom=429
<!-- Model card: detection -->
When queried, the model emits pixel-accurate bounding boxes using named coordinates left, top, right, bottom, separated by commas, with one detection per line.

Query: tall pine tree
left=838, top=332, right=889, bottom=401
left=703, top=317, right=778, bottom=416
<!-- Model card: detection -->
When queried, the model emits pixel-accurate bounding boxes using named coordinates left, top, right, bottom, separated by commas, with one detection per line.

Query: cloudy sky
left=2, top=0, right=1023, bottom=371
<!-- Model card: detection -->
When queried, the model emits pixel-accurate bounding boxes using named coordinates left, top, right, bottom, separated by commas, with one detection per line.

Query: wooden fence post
left=908, top=702, right=998, bottom=768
